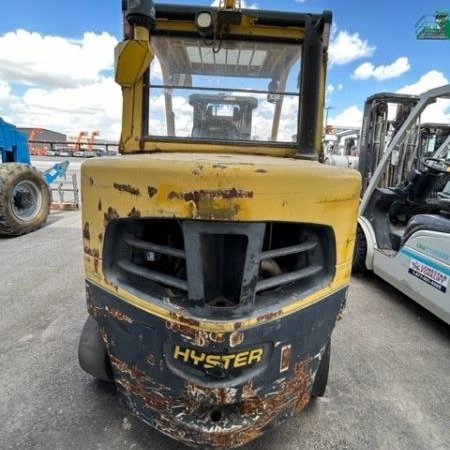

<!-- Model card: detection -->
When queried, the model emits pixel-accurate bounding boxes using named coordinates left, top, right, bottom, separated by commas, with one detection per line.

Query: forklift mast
left=358, top=93, right=420, bottom=192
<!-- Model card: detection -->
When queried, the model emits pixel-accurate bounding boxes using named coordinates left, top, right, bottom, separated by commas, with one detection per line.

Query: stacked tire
left=0, top=163, right=50, bottom=236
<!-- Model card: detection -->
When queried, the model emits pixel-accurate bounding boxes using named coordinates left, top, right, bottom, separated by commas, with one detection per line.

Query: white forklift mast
left=355, top=84, right=450, bottom=324
left=360, top=84, right=450, bottom=215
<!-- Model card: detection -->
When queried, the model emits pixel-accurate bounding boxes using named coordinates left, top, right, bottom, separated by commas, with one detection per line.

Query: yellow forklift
left=78, top=1, right=361, bottom=448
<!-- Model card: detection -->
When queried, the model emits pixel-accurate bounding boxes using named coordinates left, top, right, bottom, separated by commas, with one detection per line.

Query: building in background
left=18, top=128, right=68, bottom=155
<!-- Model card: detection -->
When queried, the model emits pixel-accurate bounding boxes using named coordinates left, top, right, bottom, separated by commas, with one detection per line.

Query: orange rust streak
left=113, top=182, right=140, bottom=196
left=105, top=306, right=133, bottom=323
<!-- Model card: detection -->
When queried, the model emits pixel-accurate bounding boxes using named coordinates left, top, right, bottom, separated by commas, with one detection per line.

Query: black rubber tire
left=0, top=163, right=50, bottom=236
left=352, top=225, right=368, bottom=274
left=78, top=316, right=114, bottom=382
left=312, top=340, right=331, bottom=398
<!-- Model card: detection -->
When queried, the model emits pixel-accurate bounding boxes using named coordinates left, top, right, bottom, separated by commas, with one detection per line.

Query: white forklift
left=354, top=84, right=450, bottom=324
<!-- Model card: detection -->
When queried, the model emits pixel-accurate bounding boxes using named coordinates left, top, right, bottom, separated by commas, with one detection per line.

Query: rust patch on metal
left=147, top=186, right=158, bottom=198
left=83, top=222, right=90, bottom=240
left=98, top=198, right=102, bottom=211
left=98, top=327, right=109, bottom=347
left=84, top=246, right=99, bottom=259
left=173, top=359, right=311, bottom=448
left=113, top=182, right=140, bottom=196
left=183, top=382, right=238, bottom=412
left=109, top=348, right=314, bottom=449
left=111, top=357, right=170, bottom=396
left=127, top=207, right=141, bottom=218
left=168, top=311, right=200, bottom=328
left=84, top=246, right=100, bottom=274
left=318, top=195, right=357, bottom=204
left=104, top=277, right=119, bottom=292
left=110, top=355, right=148, bottom=382
left=166, top=320, right=208, bottom=347
left=87, top=302, right=98, bottom=318
left=169, top=189, right=252, bottom=219
left=105, top=305, right=133, bottom=323
left=229, top=331, right=244, bottom=347
left=240, top=357, right=312, bottom=419
left=232, top=321, right=244, bottom=331
left=188, top=188, right=253, bottom=202
left=111, top=356, right=171, bottom=411
left=257, top=310, right=282, bottom=323
left=103, top=207, right=119, bottom=227
left=170, top=189, right=246, bottom=220
left=209, top=332, right=226, bottom=343
left=118, top=378, right=171, bottom=411
left=169, top=188, right=253, bottom=203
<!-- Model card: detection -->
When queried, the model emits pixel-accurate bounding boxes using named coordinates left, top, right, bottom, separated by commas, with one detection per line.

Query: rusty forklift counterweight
left=78, top=1, right=361, bottom=448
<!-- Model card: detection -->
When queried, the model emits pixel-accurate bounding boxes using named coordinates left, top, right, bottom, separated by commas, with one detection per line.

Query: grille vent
left=103, top=219, right=335, bottom=310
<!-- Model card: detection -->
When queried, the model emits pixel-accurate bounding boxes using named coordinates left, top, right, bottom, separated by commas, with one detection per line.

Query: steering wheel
left=422, top=157, right=450, bottom=174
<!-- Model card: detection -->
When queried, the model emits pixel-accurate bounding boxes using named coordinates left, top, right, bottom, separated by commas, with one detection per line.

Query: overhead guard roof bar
left=154, top=4, right=329, bottom=30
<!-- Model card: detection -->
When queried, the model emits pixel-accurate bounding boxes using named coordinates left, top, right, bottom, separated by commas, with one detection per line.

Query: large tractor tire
left=78, top=316, right=114, bottom=382
left=0, top=163, right=50, bottom=236
left=352, top=225, right=368, bottom=274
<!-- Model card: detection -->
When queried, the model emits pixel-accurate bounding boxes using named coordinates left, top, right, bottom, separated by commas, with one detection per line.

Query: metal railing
left=50, top=173, right=80, bottom=210
left=29, top=140, right=119, bottom=156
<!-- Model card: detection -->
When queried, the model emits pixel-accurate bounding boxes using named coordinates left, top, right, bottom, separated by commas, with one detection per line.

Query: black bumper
left=85, top=280, right=347, bottom=449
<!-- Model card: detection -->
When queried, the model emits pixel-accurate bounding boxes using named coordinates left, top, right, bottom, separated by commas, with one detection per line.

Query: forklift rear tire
left=352, top=225, right=368, bottom=274
left=0, top=163, right=50, bottom=236
left=312, top=340, right=331, bottom=397
left=78, top=316, right=114, bottom=382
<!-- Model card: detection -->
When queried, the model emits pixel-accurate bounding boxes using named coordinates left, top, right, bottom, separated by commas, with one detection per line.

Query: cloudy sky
left=0, top=0, right=448, bottom=140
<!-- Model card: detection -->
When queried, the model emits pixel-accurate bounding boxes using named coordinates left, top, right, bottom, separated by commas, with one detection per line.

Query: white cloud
left=328, top=71, right=450, bottom=128
left=326, top=84, right=343, bottom=96
left=397, top=70, right=450, bottom=123
left=0, top=29, right=121, bottom=139
left=353, top=57, right=410, bottom=80
left=396, top=70, right=448, bottom=95
left=0, top=81, right=11, bottom=113
left=7, top=78, right=122, bottom=139
left=0, top=29, right=117, bottom=88
left=0, top=81, right=11, bottom=98
left=328, top=106, right=363, bottom=127
left=329, top=30, right=375, bottom=66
